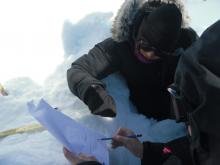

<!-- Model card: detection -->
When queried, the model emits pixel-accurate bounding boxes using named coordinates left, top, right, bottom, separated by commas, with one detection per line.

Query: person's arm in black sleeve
left=67, top=38, right=121, bottom=100
left=141, top=141, right=169, bottom=165
left=67, top=38, right=122, bottom=116
left=141, top=136, right=193, bottom=165
left=166, top=136, right=193, bottom=165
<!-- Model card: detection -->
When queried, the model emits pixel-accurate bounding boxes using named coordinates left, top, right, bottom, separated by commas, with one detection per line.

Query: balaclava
left=136, top=4, right=182, bottom=54
left=174, top=20, right=220, bottom=164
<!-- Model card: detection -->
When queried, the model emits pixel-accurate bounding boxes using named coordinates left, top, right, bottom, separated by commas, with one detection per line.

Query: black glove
left=84, top=84, right=116, bottom=117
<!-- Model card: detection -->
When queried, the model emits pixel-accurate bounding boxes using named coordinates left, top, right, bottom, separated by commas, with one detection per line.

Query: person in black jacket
left=111, top=20, right=220, bottom=165
left=67, top=0, right=198, bottom=120
left=64, top=20, right=220, bottom=165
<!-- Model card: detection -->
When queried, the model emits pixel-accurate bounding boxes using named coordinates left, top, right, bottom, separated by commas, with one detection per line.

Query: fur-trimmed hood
left=111, top=0, right=190, bottom=42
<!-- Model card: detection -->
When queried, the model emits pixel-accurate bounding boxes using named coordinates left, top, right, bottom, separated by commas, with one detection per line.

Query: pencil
left=97, top=134, right=142, bottom=140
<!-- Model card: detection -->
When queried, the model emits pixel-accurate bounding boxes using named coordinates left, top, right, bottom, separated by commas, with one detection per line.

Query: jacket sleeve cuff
left=141, top=142, right=170, bottom=165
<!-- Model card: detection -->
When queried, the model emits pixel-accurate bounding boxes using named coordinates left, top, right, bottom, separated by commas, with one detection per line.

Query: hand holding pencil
left=111, top=128, right=144, bottom=159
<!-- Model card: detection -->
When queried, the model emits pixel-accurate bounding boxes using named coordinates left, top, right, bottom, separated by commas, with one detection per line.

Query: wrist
left=130, top=140, right=143, bottom=158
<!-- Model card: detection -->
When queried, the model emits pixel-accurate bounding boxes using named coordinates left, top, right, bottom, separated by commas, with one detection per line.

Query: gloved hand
left=84, top=84, right=116, bottom=117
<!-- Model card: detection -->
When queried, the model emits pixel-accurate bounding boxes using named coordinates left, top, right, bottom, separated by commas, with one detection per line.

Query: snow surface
left=0, top=68, right=186, bottom=165
left=0, top=1, right=219, bottom=164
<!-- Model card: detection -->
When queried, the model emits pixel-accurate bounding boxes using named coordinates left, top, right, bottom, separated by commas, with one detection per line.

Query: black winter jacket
left=67, top=0, right=198, bottom=120
left=67, top=28, right=197, bottom=120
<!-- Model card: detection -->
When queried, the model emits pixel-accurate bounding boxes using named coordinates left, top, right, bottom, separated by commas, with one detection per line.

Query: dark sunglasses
left=167, top=84, right=189, bottom=123
left=137, top=39, right=173, bottom=58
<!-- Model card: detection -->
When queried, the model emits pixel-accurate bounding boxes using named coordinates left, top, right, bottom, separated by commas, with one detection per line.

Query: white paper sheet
left=28, top=99, right=109, bottom=165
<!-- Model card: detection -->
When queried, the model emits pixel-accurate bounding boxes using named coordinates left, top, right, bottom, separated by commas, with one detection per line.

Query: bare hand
left=63, top=147, right=98, bottom=165
left=111, top=128, right=143, bottom=158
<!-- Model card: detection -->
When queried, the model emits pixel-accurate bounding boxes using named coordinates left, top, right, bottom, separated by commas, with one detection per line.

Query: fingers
left=78, top=153, right=97, bottom=161
left=63, top=147, right=97, bottom=165
left=112, top=137, right=143, bottom=158
left=63, top=147, right=79, bottom=165
left=112, top=135, right=131, bottom=149
left=111, top=138, right=123, bottom=148
left=111, top=128, right=126, bottom=148
left=115, top=135, right=130, bottom=145
left=63, top=147, right=72, bottom=158
left=111, top=127, right=135, bottom=148
left=114, top=127, right=135, bottom=137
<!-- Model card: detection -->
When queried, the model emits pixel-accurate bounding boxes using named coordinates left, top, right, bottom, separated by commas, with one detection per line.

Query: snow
left=0, top=55, right=186, bottom=165
left=0, top=0, right=219, bottom=164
